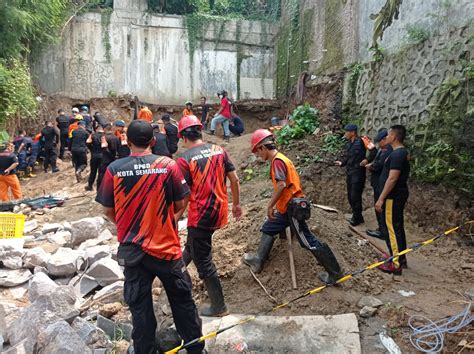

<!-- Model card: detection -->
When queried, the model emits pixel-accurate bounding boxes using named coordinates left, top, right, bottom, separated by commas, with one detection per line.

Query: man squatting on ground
left=243, top=129, right=343, bottom=284
left=96, top=120, right=204, bottom=354
left=176, top=115, right=242, bottom=316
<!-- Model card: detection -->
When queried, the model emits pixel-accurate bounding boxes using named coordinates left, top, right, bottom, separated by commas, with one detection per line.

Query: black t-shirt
left=56, top=115, right=70, bottom=132
left=41, top=126, right=59, bottom=149
left=71, top=128, right=89, bottom=153
left=152, top=132, right=171, bottom=157
left=201, top=104, right=210, bottom=123
left=0, top=152, right=18, bottom=174
left=89, top=132, right=105, bottom=158
left=102, top=134, right=120, bottom=165
left=379, top=147, right=410, bottom=199
left=164, top=123, right=179, bottom=155
left=342, top=136, right=366, bottom=177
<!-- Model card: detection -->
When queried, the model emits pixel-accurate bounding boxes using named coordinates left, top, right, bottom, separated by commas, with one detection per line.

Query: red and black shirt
left=177, top=143, right=235, bottom=231
left=96, top=152, right=190, bottom=260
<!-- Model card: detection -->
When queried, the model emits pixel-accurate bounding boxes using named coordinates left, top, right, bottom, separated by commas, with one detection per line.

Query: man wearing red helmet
left=243, top=129, right=343, bottom=284
left=176, top=115, right=242, bottom=317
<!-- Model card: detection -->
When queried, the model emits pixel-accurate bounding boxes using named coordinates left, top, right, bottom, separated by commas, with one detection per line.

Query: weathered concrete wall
left=32, top=5, right=277, bottom=104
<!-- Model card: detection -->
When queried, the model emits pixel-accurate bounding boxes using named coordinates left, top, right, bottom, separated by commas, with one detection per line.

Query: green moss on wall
left=316, top=0, right=343, bottom=75
left=275, top=8, right=314, bottom=97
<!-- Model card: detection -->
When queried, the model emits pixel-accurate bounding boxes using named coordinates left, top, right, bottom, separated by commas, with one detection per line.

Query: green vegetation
left=370, top=0, right=402, bottom=49
left=0, top=0, right=75, bottom=125
left=317, top=0, right=343, bottom=74
left=405, top=25, right=430, bottom=44
left=101, top=7, right=113, bottom=63
left=321, top=132, right=345, bottom=153
left=275, top=104, right=320, bottom=145
left=411, top=59, right=474, bottom=195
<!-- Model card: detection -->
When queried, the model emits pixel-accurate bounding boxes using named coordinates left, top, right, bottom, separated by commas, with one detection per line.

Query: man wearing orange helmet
left=243, top=129, right=343, bottom=285
left=176, top=115, right=242, bottom=317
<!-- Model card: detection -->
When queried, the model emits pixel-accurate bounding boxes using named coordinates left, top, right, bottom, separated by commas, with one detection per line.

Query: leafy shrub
left=275, top=103, right=319, bottom=145
left=321, top=132, right=345, bottom=153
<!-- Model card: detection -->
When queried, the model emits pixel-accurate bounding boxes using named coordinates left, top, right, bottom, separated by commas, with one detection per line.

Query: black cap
left=77, top=121, right=86, bottom=126
left=127, top=120, right=154, bottom=147
left=374, top=129, right=388, bottom=143
left=344, top=124, right=358, bottom=132
left=161, top=114, right=171, bottom=122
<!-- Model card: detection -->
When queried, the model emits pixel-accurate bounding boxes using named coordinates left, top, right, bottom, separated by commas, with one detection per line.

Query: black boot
left=242, top=233, right=275, bottom=273
left=349, top=215, right=364, bottom=226
left=223, top=135, right=230, bottom=142
left=209, top=130, right=215, bottom=135
left=311, top=243, right=343, bottom=285
left=200, top=275, right=228, bottom=317
left=366, top=229, right=383, bottom=239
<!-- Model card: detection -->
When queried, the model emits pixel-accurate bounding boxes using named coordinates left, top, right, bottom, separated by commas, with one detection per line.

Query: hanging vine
left=100, top=7, right=113, bottom=63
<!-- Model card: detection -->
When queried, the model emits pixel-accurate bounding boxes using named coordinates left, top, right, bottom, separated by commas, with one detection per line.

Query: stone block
left=0, top=269, right=32, bottom=287
left=71, top=217, right=105, bottom=246
left=72, top=317, right=112, bottom=349
left=70, top=274, right=100, bottom=298
left=23, top=247, right=51, bottom=268
left=92, top=281, right=124, bottom=303
left=37, top=320, right=92, bottom=353
left=357, top=296, right=383, bottom=308
left=28, top=272, right=59, bottom=302
left=86, top=245, right=111, bottom=265
left=47, top=247, right=84, bottom=277
left=96, top=316, right=132, bottom=341
left=47, top=230, right=72, bottom=246
left=86, top=258, right=123, bottom=286
left=41, top=223, right=64, bottom=234
left=32, top=286, right=80, bottom=323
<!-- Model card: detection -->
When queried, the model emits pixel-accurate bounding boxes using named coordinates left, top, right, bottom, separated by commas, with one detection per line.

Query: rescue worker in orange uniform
left=137, top=106, right=153, bottom=122
left=0, top=143, right=23, bottom=201
left=176, top=115, right=242, bottom=317
left=243, top=129, right=343, bottom=284
left=114, top=120, right=130, bottom=158
left=182, top=101, right=194, bottom=117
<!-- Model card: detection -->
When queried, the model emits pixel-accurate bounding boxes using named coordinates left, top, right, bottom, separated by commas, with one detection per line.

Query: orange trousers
left=0, top=174, right=23, bottom=201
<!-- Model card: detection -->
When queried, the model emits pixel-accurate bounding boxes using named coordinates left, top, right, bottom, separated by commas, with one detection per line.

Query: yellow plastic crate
left=0, top=213, right=25, bottom=239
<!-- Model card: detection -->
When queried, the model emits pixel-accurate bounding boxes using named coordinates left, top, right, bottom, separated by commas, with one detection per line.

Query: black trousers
left=183, top=227, right=217, bottom=279
left=88, top=157, right=102, bottom=188
left=371, top=175, right=384, bottom=231
left=71, top=151, right=87, bottom=172
left=124, top=254, right=204, bottom=354
left=98, top=161, right=112, bottom=188
left=43, top=147, right=58, bottom=171
left=59, top=131, right=68, bottom=158
left=380, top=197, right=408, bottom=267
left=346, top=174, right=365, bottom=220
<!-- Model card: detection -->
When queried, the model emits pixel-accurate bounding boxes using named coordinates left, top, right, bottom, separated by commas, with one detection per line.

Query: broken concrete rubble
left=28, top=272, right=59, bottom=302
left=71, top=217, right=105, bottom=246
left=41, top=223, right=63, bottom=234
left=46, top=247, right=84, bottom=277
left=86, top=257, right=123, bottom=286
left=0, top=246, right=24, bottom=270
left=37, top=320, right=92, bottom=354
left=92, top=281, right=124, bottom=303
left=70, top=274, right=100, bottom=298
left=72, top=317, right=112, bottom=349
left=357, top=296, right=384, bottom=308
left=0, top=269, right=32, bottom=287
left=23, top=246, right=50, bottom=268
left=32, top=286, right=80, bottom=322
left=85, top=245, right=111, bottom=265
left=47, top=230, right=72, bottom=246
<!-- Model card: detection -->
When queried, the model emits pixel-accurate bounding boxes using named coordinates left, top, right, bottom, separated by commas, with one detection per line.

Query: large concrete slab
left=201, top=313, right=360, bottom=353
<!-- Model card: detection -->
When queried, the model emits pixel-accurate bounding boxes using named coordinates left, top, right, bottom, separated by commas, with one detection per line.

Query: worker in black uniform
left=376, top=125, right=410, bottom=275
left=71, top=121, right=89, bottom=182
left=86, top=125, right=105, bottom=191
left=56, top=109, right=70, bottom=160
left=335, top=124, right=367, bottom=226
left=364, top=129, right=393, bottom=238
left=98, top=123, right=119, bottom=187
left=151, top=122, right=171, bottom=157
left=41, top=121, right=60, bottom=173
left=162, top=114, right=178, bottom=156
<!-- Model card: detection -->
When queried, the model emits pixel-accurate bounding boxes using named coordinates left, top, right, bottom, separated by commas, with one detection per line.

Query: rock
left=86, top=245, right=111, bottom=265
left=23, top=220, right=38, bottom=233
left=47, top=230, right=72, bottom=246
left=113, top=340, right=131, bottom=354
left=92, top=281, right=124, bottom=303
left=55, top=277, right=73, bottom=285
left=0, top=302, right=6, bottom=339
left=72, top=317, right=112, bottom=349
left=357, top=296, right=383, bottom=308
left=7, top=284, right=28, bottom=300
left=8, top=308, right=61, bottom=352
left=34, top=266, right=48, bottom=274
left=96, top=315, right=132, bottom=341
left=161, top=304, right=171, bottom=316
left=70, top=274, right=99, bottom=298
left=47, top=247, right=84, bottom=277
left=0, top=246, right=24, bottom=270
left=86, top=258, right=123, bottom=286
left=23, top=247, right=51, bottom=268
left=0, top=334, right=3, bottom=351
left=77, top=229, right=114, bottom=250
left=32, top=286, right=80, bottom=322
left=41, top=223, right=63, bottom=234
left=360, top=306, right=378, bottom=318
left=71, top=217, right=105, bottom=246
left=156, top=328, right=182, bottom=354
left=98, top=302, right=123, bottom=318
left=0, top=269, right=32, bottom=287
left=37, top=320, right=92, bottom=353
left=1, top=339, right=27, bottom=354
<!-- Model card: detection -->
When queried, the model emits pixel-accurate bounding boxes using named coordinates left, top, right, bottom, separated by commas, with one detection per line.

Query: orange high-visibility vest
left=138, top=107, right=153, bottom=122
left=361, top=136, right=374, bottom=150
left=270, top=152, right=304, bottom=214
left=68, top=122, right=79, bottom=138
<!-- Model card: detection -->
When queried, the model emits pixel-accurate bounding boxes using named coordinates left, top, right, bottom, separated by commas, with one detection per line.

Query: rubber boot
left=200, top=275, right=228, bottom=317
left=311, top=243, right=343, bottom=285
left=242, top=233, right=275, bottom=273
